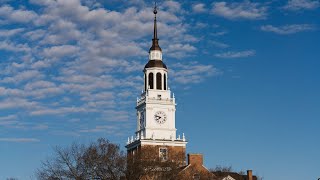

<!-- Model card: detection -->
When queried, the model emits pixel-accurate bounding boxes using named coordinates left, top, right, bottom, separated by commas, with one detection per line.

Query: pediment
left=222, top=175, right=236, bottom=180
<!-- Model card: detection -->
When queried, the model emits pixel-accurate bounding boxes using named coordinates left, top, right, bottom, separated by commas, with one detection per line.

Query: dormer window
left=193, top=174, right=200, bottom=180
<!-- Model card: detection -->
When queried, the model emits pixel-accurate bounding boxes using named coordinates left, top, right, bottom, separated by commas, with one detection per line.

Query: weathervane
left=154, top=1, right=157, bottom=15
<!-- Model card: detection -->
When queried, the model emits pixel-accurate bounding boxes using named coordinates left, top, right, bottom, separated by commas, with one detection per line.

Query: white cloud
left=30, top=106, right=97, bottom=116
left=194, top=22, right=208, bottom=29
left=215, top=50, right=256, bottom=58
left=0, top=138, right=40, bottom=142
left=31, top=61, right=50, bottom=69
left=0, top=98, right=38, bottom=109
left=209, top=40, right=229, bottom=48
left=163, top=1, right=182, bottom=13
left=32, top=124, right=49, bottom=130
left=171, top=62, right=220, bottom=84
left=0, top=0, right=213, bottom=137
left=0, top=87, right=25, bottom=97
left=166, top=43, right=197, bottom=58
left=0, top=114, right=17, bottom=121
left=24, top=29, right=46, bottom=41
left=284, top=0, right=320, bottom=11
left=1, top=70, right=43, bottom=83
left=79, top=125, right=118, bottom=133
left=0, top=114, right=17, bottom=125
left=43, top=45, right=80, bottom=58
left=0, top=28, right=24, bottom=37
left=0, top=5, right=38, bottom=23
left=211, top=1, right=268, bottom=20
left=211, top=31, right=228, bottom=37
left=261, top=24, right=316, bottom=34
left=0, top=41, right=31, bottom=52
left=192, top=3, right=207, bottom=13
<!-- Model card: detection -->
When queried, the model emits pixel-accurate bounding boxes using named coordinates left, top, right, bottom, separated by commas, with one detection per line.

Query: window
left=164, top=74, right=167, bottom=90
left=148, top=73, right=154, bottom=89
left=156, top=72, right=162, bottom=90
left=193, top=174, right=200, bottom=180
left=159, top=148, right=168, bottom=161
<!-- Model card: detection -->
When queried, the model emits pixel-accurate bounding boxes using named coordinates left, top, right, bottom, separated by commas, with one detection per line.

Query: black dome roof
left=144, top=60, right=167, bottom=69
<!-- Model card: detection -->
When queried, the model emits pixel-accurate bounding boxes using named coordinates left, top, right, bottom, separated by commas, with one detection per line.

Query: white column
left=161, top=72, right=164, bottom=90
left=153, top=71, right=156, bottom=90
left=166, top=73, right=168, bottom=90
left=144, top=73, right=146, bottom=91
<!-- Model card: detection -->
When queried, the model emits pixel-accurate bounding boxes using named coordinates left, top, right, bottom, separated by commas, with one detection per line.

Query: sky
left=0, top=0, right=319, bottom=179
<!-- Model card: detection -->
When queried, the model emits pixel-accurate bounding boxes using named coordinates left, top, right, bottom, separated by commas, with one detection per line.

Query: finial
left=150, top=0, right=161, bottom=51
left=153, top=1, right=158, bottom=40
left=154, top=1, right=157, bottom=15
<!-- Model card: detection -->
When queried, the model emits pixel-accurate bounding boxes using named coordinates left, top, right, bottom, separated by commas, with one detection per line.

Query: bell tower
left=126, top=4, right=187, bottom=163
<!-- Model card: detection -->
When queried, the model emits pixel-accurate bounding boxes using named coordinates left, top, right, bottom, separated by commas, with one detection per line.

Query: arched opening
left=164, top=74, right=167, bottom=90
left=148, top=73, right=154, bottom=89
left=156, top=73, right=162, bottom=90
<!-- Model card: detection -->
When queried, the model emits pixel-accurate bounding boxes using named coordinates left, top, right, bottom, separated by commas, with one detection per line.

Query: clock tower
left=126, top=5, right=187, bottom=163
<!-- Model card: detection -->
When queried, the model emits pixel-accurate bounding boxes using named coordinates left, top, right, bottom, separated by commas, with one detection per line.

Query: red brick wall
left=188, top=154, right=203, bottom=165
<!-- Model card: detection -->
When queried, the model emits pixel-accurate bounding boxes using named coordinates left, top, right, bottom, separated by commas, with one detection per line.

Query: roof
left=212, top=171, right=258, bottom=180
left=149, top=39, right=162, bottom=51
left=144, top=60, right=167, bottom=69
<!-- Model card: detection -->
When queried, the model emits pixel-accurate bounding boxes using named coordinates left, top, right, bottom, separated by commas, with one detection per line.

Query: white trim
left=222, top=175, right=236, bottom=180
left=126, top=139, right=187, bottom=150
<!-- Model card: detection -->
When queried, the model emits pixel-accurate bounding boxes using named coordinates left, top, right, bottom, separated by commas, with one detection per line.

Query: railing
left=127, top=133, right=186, bottom=144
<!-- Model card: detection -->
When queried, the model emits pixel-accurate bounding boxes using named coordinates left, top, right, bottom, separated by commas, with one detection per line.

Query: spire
left=153, top=2, right=158, bottom=40
left=150, top=2, right=161, bottom=51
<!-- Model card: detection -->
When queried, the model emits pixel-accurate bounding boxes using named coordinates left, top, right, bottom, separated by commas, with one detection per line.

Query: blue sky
left=0, top=0, right=319, bottom=179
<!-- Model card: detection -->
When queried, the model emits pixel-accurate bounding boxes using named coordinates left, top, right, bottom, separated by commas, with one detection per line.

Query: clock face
left=154, top=111, right=167, bottom=124
left=140, top=112, right=145, bottom=128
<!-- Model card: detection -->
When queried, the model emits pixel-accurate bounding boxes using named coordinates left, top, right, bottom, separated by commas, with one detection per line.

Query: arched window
left=156, top=73, right=162, bottom=90
left=164, top=74, right=167, bottom=90
left=144, top=74, right=147, bottom=91
left=148, top=73, right=154, bottom=89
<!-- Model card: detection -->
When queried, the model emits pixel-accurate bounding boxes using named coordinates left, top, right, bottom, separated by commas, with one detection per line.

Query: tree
left=37, top=138, right=210, bottom=180
left=36, top=138, right=126, bottom=180
left=126, top=146, right=186, bottom=180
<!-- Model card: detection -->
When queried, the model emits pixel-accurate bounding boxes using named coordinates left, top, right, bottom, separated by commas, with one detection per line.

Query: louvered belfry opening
left=148, top=73, right=154, bottom=89
left=156, top=73, right=162, bottom=90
